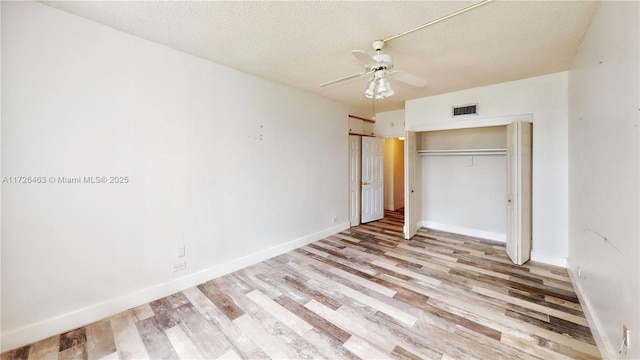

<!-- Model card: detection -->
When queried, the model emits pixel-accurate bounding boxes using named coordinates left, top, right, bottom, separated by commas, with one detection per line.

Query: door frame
left=403, top=114, right=533, bottom=262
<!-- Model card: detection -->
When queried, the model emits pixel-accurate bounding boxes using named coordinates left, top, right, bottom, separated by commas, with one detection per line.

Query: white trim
left=406, top=113, right=533, bottom=132
left=530, top=250, right=567, bottom=268
left=567, top=266, right=612, bottom=359
left=0, top=222, right=350, bottom=352
left=420, top=220, right=506, bottom=242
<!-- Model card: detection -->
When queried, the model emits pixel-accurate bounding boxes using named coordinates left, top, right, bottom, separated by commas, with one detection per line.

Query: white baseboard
left=566, top=266, right=612, bottom=359
left=420, top=220, right=506, bottom=243
left=0, top=222, right=350, bottom=352
left=530, top=250, right=567, bottom=268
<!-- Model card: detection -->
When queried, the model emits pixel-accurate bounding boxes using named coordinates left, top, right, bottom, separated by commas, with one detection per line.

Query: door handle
left=361, top=181, right=369, bottom=186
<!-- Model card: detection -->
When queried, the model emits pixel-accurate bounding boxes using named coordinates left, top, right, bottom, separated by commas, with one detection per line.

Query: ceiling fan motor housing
left=372, top=40, right=385, bottom=51
left=373, top=53, right=394, bottom=69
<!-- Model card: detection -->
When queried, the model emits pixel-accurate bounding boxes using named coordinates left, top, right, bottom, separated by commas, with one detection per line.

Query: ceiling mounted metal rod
left=382, top=0, right=494, bottom=43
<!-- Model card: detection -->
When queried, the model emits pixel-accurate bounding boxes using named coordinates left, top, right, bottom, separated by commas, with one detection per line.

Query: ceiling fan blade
left=383, top=0, right=493, bottom=43
left=352, top=50, right=376, bottom=67
left=389, top=70, right=428, bottom=87
left=319, top=70, right=372, bottom=87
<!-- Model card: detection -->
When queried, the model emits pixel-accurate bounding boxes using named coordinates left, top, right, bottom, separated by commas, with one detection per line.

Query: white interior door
left=404, top=131, right=418, bottom=239
left=361, top=137, right=384, bottom=223
left=348, top=135, right=361, bottom=227
left=506, top=122, right=532, bottom=265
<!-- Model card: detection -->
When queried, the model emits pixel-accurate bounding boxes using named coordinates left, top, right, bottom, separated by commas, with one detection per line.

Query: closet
left=404, top=120, right=532, bottom=265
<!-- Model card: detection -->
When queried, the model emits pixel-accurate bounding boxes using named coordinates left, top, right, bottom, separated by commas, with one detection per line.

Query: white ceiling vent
left=452, top=103, right=478, bottom=117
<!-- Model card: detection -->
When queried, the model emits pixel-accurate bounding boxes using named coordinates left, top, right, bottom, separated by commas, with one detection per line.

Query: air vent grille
left=452, top=104, right=478, bottom=117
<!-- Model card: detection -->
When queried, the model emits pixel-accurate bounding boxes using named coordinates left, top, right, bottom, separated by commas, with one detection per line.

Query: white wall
left=1, top=1, right=349, bottom=351
left=406, top=72, right=569, bottom=266
left=419, top=127, right=508, bottom=242
left=421, top=156, right=506, bottom=241
left=568, top=1, right=639, bottom=358
left=375, top=109, right=405, bottom=138
left=393, top=140, right=404, bottom=210
left=383, top=138, right=404, bottom=211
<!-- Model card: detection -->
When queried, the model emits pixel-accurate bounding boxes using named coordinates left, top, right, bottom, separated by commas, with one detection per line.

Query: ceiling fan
left=320, top=40, right=427, bottom=100
left=320, top=0, right=493, bottom=100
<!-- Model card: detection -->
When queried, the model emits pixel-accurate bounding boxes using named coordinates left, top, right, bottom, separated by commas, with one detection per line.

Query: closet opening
left=404, top=117, right=532, bottom=265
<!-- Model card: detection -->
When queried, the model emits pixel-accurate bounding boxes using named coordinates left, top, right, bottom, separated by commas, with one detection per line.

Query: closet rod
left=418, top=148, right=506, bottom=156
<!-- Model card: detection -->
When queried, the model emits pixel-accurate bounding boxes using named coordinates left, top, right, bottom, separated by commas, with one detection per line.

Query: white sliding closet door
left=506, top=122, right=532, bottom=265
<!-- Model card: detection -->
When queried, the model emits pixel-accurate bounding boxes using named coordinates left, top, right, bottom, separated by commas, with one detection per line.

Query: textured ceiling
left=41, top=1, right=598, bottom=113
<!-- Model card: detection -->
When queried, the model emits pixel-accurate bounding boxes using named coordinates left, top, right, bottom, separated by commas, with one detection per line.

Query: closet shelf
left=418, top=148, right=506, bottom=156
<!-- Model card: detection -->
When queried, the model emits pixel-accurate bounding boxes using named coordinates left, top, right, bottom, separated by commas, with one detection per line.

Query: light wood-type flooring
left=2, top=210, right=600, bottom=360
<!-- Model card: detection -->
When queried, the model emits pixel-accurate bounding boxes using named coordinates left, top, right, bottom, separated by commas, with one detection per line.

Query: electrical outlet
left=623, top=325, right=630, bottom=348
left=173, top=261, right=186, bottom=273
left=177, top=245, right=185, bottom=258
left=332, top=217, right=338, bottom=224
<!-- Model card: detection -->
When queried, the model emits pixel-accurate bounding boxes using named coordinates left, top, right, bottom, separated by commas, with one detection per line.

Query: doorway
left=383, top=138, right=405, bottom=212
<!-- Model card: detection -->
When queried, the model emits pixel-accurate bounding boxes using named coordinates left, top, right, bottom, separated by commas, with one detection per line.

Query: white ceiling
left=41, top=1, right=598, bottom=113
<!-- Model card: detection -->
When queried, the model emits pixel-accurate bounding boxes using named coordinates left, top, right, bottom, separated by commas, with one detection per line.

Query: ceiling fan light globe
left=364, top=90, right=374, bottom=99
left=385, top=81, right=395, bottom=97
left=376, top=78, right=394, bottom=98
left=364, top=78, right=377, bottom=99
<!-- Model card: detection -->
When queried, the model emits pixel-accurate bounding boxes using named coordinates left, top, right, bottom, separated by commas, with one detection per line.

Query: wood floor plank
left=273, top=294, right=352, bottom=344
left=57, top=344, right=87, bottom=360
left=288, top=260, right=418, bottom=326
left=164, top=326, right=204, bottom=360
left=298, top=329, right=360, bottom=360
left=26, top=337, right=58, bottom=360
left=85, top=319, right=117, bottom=360
left=96, top=352, right=119, bottom=360
left=245, top=289, right=314, bottom=337
left=473, top=285, right=589, bottom=327
left=181, top=287, right=219, bottom=316
left=322, top=258, right=398, bottom=297
left=304, top=299, right=396, bottom=353
left=371, top=258, right=442, bottom=287
left=134, top=317, right=179, bottom=360
left=173, top=302, right=229, bottom=358
left=148, top=299, right=180, bottom=331
left=197, top=290, right=270, bottom=359
left=232, top=314, right=298, bottom=360
left=343, top=336, right=394, bottom=360
left=214, top=348, right=241, bottom=360
left=131, top=304, right=154, bottom=322
left=109, top=312, right=150, bottom=360
left=196, top=282, right=245, bottom=321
